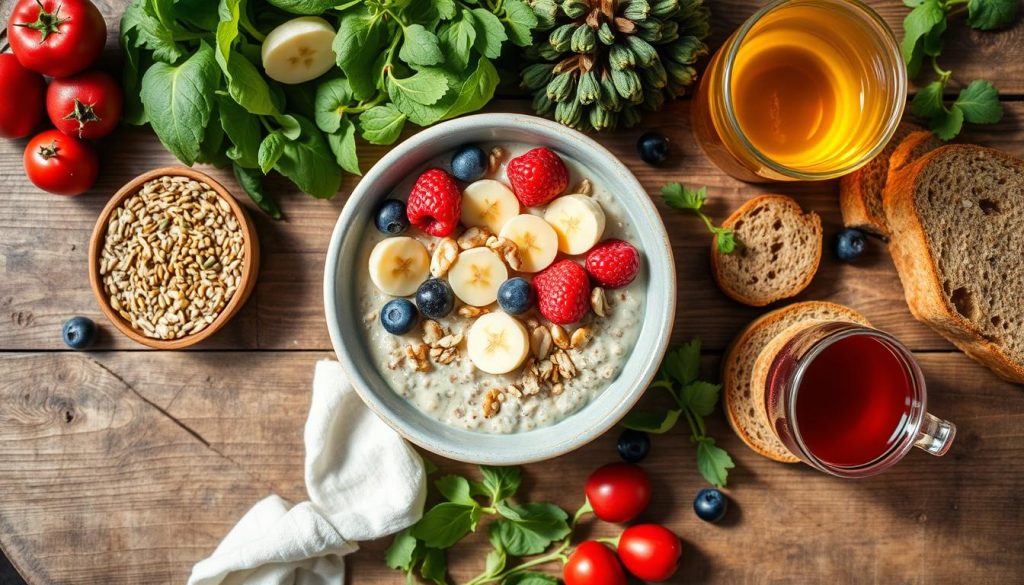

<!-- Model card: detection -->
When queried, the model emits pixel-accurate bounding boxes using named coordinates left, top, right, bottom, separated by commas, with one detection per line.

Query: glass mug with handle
left=761, top=321, right=956, bottom=478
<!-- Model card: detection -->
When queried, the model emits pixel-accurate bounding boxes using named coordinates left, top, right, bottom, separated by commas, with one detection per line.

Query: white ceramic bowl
left=324, top=113, right=676, bottom=465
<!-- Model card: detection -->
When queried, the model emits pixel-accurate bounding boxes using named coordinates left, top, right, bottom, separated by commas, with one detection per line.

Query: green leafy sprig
left=621, top=338, right=735, bottom=487
left=660, top=183, right=735, bottom=254
left=901, top=0, right=1016, bottom=139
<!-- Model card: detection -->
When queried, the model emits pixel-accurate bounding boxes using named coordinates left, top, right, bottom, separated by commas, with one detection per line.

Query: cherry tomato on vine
left=7, top=0, right=106, bottom=78
left=563, top=541, right=626, bottom=585
left=584, top=462, right=651, bottom=523
left=23, top=130, right=99, bottom=196
left=617, top=524, right=683, bottom=582
left=47, top=71, right=123, bottom=140
left=0, top=54, right=46, bottom=139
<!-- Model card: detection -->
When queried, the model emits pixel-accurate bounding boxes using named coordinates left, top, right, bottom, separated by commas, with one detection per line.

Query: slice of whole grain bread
left=887, top=130, right=943, bottom=181
left=712, top=195, right=821, bottom=307
left=723, top=301, right=870, bottom=463
left=884, top=145, right=1024, bottom=383
left=840, top=122, right=924, bottom=238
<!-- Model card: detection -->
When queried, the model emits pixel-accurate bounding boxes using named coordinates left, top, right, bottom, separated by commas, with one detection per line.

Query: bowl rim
left=88, top=166, right=260, bottom=350
left=324, top=113, right=676, bottom=464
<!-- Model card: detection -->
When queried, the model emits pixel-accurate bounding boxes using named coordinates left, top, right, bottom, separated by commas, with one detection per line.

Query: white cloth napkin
left=188, top=360, right=427, bottom=585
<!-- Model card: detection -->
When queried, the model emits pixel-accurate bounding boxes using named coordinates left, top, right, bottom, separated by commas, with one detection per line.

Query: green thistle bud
left=651, top=0, right=680, bottom=18
left=533, top=91, right=556, bottom=116
left=638, top=59, right=668, bottom=89
left=664, top=59, right=696, bottom=86
left=577, top=70, right=601, bottom=105
left=609, top=44, right=636, bottom=70
left=636, top=18, right=663, bottom=42
left=667, top=36, right=708, bottom=65
left=549, top=24, right=576, bottom=52
left=523, top=63, right=556, bottom=91
left=562, top=0, right=589, bottom=19
left=589, top=105, right=615, bottom=131
left=623, top=0, right=651, bottom=21
left=532, top=0, right=560, bottom=30
left=571, top=24, right=597, bottom=53
left=642, top=85, right=665, bottom=111
left=611, top=68, right=643, bottom=103
left=625, top=35, right=657, bottom=66
left=598, top=74, right=623, bottom=112
left=538, top=43, right=562, bottom=60
left=598, top=22, right=616, bottom=45
left=555, top=98, right=583, bottom=127
left=659, top=19, right=679, bottom=42
left=621, top=106, right=642, bottom=127
left=546, top=71, right=577, bottom=102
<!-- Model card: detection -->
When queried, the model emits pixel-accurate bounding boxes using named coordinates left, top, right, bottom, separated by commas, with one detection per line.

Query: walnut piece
left=486, top=236, right=523, bottom=271
left=591, top=287, right=610, bottom=317
left=458, top=305, right=488, bottom=318
left=430, top=237, right=459, bottom=278
left=404, top=344, right=431, bottom=372
left=483, top=388, right=502, bottom=418
left=457, top=226, right=492, bottom=250
left=488, top=147, right=506, bottom=175
left=573, top=178, right=593, bottom=196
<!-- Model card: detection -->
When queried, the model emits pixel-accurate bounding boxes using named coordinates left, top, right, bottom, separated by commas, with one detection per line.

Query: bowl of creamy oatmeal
left=325, top=114, right=675, bottom=465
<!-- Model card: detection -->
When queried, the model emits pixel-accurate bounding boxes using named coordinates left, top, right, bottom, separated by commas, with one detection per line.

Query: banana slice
left=467, top=312, right=530, bottom=374
left=543, top=194, right=607, bottom=255
left=368, top=237, right=430, bottom=297
left=447, top=247, right=508, bottom=307
left=498, top=214, right=559, bottom=273
left=261, top=17, right=337, bottom=84
left=461, top=179, right=520, bottom=234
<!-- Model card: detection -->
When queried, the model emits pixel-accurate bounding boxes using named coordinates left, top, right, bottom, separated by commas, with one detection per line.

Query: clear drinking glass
left=763, top=321, right=956, bottom=478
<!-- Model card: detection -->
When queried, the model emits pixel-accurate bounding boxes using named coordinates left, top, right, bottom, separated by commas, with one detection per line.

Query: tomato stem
left=62, top=99, right=101, bottom=138
left=37, top=141, right=60, bottom=160
left=13, top=0, right=70, bottom=44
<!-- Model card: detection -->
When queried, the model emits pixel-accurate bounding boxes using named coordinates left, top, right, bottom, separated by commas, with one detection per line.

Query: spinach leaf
left=333, top=7, right=386, bottom=100
left=328, top=117, right=361, bottom=176
left=216, top=0, right=279, bottom=115
left=470, top=8, right=507, bottom=59
left=196, top=105, right=231, bottom=167
left=272, top=115, right=343, bottom=199
left=140, top=42, right=221, bottom=166
left=400, top=24, right=445, bottom=67
left=122, top=1, right=186, bottom=64
left=266, top=0, right=336, bottom=15
left=503, top=0, right=539, bottom=46
left=359, top=104, right=407, bottom=145
left=119, top=23, right=150, bottom=125
left=258, top=131, right=287, bottom=173
left=217, top=94, right=262, bottom=168
left=314, top=78, right=354, bottom=133
left=233, top=163, right=282, bottom=219
left=438, top=10, right=477, bottom=71
left=437, top=57, right=500, bottom=120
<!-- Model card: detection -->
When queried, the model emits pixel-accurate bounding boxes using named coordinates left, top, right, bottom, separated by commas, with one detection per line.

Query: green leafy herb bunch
left=519, top=0, right=711, bottom=132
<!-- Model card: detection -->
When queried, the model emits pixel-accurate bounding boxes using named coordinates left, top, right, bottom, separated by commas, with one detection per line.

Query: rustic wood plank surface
left=2, top=0, right=1023, bottom=583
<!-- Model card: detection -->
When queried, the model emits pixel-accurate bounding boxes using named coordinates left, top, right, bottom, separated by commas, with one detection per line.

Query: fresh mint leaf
left=900, top=0, right=944, bottom=66
left=696, top=437, right=734, bottom=488
left=258, top=131, right=286, bottom=173
left=334, top=7, right=386, bottom=100
left=272, top=115, right=343, bottom=198
left=328, top=117, right=361, bottom=176
left=661, top=183, right=706, bottom=211
left=955, top=79, right=1004, bottom=124
left=504, top=573, right=559, bottom=585
left=621, top=408, right=682, bottom=434
left=435, top=475, right=476, bottom=506
left=436, top=57, right=501, bottom=120
left=388, top=71, right=454, bottom=126
left=411, top=503, right=481, bottom=549
left=265, top=0, right=336, bottom=15
left=910, top=80, right=947, bottom=119
left=314, top=78, right=355, bottom=133
left=930, top=104, right=965, bottom=140
left=388, top=69, right=450, bottom=106
left=438, top=11, right=477, bottom=71
left=482, top=547, right=506, bottom=579
left=359, top=104, right=407, bottom=145
left=503, top=0, right=539, bottom=47
left=400, top=24, right=446, bottom=67
left=682, top=381, right=720, bottom=418
left=435, top=0, right=457, bottom=19
left=714, top=228, right=736, bottom=254
left=384, top=528, right=422, bottom=571
left=420, top=548, right=448, bottom=585
left=903, top=0, right=925, bottom=6
left=491, top=502, right=570, bottom=556
left=233, top=163, right=281, bottom=219
left=967, top=0, right=1019, bottom=30
left=664, top=338, right=701, bottom=388
left=470, top=8, right=508, bottom=59
left=140, top=42, right=221, bottom=166
left=218, top=94, right=261, bottom=169
left=922, top=17, right=946, bottom=57
left=475, top=466, right=521, bottom=503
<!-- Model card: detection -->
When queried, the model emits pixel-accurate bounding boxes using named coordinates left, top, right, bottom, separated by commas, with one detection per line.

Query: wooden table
left=2, top=1, right=1023, bottom=583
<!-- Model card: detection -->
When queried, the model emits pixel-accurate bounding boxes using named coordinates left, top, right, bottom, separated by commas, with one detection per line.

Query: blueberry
left=375, top=199, right=410, bottom=235
left=617, top=429, right=651, bottom=463
left=497, top=277, right=535, bottom=315
left=380, top=299, right=418, bottom=335
left=637, top=131, right=670, bottom=165
left=62, top=316, right=97, bottom=350
left=416, top=278, right=455, bottom=319
left=693, top=488, right=728, bottom=523
left=451, top=145, right=488, bottom=182
left=835, top=228, right=867, bottom=261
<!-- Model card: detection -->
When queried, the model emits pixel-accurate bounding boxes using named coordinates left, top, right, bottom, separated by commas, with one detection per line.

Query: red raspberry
left=585, top=239, right=640, bottom=288
left=532, top=260, right=591, bottom=325
left=506, top=147, right=569, bottom=207
left=406, top=168, right=461, bottom=237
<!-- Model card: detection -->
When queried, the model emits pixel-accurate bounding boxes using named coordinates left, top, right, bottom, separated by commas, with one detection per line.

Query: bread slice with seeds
left=840, top=122, right=924, bottom=238
left=723, top=302, right=871, bottom=463
left=712, top=195, right=821, bottom=307
left=884, top=144, right=1024, bottom=383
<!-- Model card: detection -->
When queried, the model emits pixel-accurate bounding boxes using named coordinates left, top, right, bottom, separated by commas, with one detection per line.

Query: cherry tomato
left=7, top=0, right=106, bottom=78
left=23, top=130, right=99, bottom=196
left=0, top=54, right=46, bottom=139
left=563, top=541, right=626, bottom=585
left=617, top=524, right=683, bottom=582
left=584, top=462, right=651, bottom=523
left=47, top=70, right=123, bottom=140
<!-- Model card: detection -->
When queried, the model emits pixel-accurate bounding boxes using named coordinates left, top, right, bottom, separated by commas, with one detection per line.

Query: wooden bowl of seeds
left=88, top=167, right=259, bottom=349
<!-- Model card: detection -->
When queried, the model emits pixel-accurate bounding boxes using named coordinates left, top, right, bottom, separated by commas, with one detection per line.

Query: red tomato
left=584, top=462, right=651, bottom=523
left=563, top=541, right=626, bottom=585
left=617, top=524, right=683, bottom=582
left=23, top=130, right=98, bottom=196
left=0, top=54, right=46, bottom=139
left=7, top=0, right=106, bottom=78
left=47, top=70, right=123, bottom=139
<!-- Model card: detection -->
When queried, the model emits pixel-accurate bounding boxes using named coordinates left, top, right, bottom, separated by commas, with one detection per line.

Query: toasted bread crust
left=723, top=301, right=870, bottom=463
left=840, top=122, right=923, bottom=238
left=883, top=145, right=1024, bottom=383
left=887, top=131, right=942, bottom=180
left=711, top=195, right=822, bottom=307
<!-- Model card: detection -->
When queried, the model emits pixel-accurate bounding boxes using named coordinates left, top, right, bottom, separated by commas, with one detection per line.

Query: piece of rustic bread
left=723, top=301, right=871, bottom=463
left=840, top=122, right=924, bottom=238
left=884, top=145, right=1024, bottom=383
left=712, top=195, right=822, bottom=307
left=887, top=130, right=943, bottom=181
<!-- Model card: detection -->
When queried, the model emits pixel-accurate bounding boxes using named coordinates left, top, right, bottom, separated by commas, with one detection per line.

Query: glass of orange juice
left=692, top=0, right=907, bottom=182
